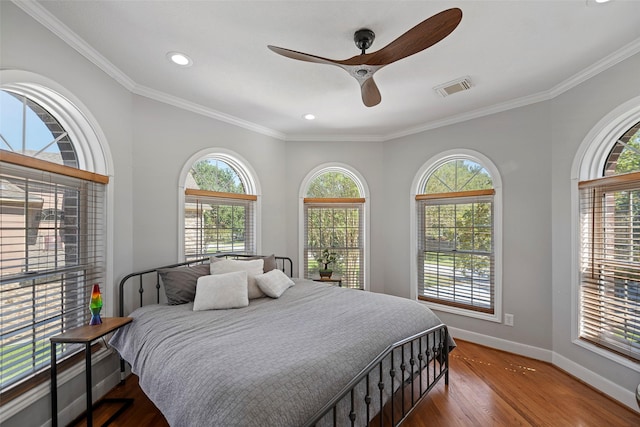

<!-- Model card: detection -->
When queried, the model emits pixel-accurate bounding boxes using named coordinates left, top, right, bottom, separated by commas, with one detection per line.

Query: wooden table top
left=50, top=317, right=132, bottom=343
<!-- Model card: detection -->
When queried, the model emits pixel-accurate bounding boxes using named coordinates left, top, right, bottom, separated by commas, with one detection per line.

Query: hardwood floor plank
left=408, top=340, right=639, bottom=427
left=74, top=340, right=640, bottom=426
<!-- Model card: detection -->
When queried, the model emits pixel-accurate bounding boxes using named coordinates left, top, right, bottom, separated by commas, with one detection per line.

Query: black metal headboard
left=118, top=254, right=293, bottom=317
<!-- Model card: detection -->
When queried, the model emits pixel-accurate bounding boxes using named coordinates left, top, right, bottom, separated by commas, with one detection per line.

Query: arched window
left=301, top=166, right=367, bottom=290
left=577, top=113, right=640, bottom=362
left=0, top=88, right=109, bottom=397
left=414, top=151, right=501, bottom=321
left=182, top=151, right=258, bottom=259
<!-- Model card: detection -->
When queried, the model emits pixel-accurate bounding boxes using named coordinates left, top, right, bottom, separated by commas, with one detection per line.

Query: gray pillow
left=248, top=254, right=277, bottom=273
left=158, top=263, right=211, bottom=305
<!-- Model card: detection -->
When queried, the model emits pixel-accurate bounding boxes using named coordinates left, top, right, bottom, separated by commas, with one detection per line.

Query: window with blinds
left=184, top=189, right=256, bottom=260
left=416, top=158, right=495, bottom=314
left=577, top=119, right=640, bottom=362
left=578, top=173, right=640, bottom=362
left=304, top=199, right=364, bottom=289
left=416, top=190, right=495, bottom=312
left=183, top=155, right=257, bottom=260
left=0, top=150, right=107, bottom=393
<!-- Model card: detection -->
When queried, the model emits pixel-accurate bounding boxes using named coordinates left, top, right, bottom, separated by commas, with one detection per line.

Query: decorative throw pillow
left=210, top=254, right=277, bottom=273
left=209, top=258, right=265, bottom=299
left=158, top=263, right=211, bottom=305
left=255, top=269, right=295, bottom=298
left=192, top=271, right=249, bottom=311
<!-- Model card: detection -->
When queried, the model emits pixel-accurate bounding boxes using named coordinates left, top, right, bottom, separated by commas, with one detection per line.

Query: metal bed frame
left=116, top=254, right=449, bottom=427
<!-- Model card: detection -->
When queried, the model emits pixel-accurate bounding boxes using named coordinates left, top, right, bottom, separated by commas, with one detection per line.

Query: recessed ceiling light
left=303, top=113, right=316, bottom=121
left=167, top=51, right=193, bottom=67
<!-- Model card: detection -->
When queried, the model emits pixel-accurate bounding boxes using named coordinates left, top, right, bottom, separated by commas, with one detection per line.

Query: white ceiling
left=20, top=0, right=640, bottom=141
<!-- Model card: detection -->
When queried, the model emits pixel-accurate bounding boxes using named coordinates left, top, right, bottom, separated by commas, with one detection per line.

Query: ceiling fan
left=268, top=8, right=463, bottom=107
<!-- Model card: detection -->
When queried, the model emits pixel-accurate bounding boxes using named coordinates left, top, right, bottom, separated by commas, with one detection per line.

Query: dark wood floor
left=73, top=339, right=640, bottom=426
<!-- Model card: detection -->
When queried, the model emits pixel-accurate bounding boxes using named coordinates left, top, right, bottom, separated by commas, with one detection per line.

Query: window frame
left=179, top=148, right=261, bottom=260
left=298, top=164, right=369, bottom=290
left=572, top=96, right=640, bottom=370
left=0, top=72, right=112, bottom=414
left=411, top=149, right=503, bottom=323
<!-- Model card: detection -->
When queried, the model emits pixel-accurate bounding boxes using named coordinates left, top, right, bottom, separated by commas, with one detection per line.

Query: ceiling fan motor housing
left=354, top=29, right=375, bottom=53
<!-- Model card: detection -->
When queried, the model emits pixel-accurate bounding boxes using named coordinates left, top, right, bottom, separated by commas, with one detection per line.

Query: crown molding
left=284, top=133, right=386, bottom=142
left=12, top=0, right=136, bottom=91
left=549, top=37, right=640, bottom=98
left=14, top=0, right=640, bottom=143
left=132, top=84, right=287, bottom=140
left=385, top=91, right=553, bottom=141
left=12, top=0, right=284, bottom=140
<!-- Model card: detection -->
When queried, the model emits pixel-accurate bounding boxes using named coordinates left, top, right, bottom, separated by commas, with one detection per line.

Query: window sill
left=418, top=299, right=501, bottom=323
left=572, top=338, right=640, bottom=373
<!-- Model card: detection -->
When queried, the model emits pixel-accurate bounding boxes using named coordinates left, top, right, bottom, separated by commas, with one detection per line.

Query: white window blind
left=184, top=189, right=256, bottom=260
left=1, top=151, right=107, bottom=392
left=304, top=199, right=364, bottom=289
left=416, top=190, right=495, bottom=313
left=579, top=173, right=640, bottom=361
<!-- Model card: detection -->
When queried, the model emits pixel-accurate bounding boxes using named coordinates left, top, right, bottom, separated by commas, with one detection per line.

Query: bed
left=110, top=255, right=453, bottom=426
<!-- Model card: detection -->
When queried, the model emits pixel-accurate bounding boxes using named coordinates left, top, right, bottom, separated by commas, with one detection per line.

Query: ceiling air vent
left=433, top=76, right=473, bottom=97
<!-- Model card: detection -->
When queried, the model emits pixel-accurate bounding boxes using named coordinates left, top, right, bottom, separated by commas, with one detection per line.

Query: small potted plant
left=318, top=248, right=337, bottom=279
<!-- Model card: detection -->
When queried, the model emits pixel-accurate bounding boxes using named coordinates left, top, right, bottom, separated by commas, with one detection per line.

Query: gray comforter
left=110, top=279, right=450, bottom=427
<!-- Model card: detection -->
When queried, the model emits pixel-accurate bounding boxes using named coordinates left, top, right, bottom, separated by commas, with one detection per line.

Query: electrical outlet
left=504, top=313, right=514, bottom=326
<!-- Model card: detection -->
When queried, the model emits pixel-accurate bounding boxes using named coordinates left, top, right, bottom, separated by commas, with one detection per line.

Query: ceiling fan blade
left=362, top=8, right=462, bottom=66
left=360, top=77, right=381, bottom=107
left=267, top=45, right=341, bottom=66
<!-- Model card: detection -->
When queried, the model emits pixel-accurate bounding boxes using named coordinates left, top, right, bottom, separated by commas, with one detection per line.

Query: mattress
left=110, top=279, right=451, bottom=426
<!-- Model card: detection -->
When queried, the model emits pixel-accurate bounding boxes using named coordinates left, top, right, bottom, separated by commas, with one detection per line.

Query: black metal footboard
left=304, top=324, right=450, bottom=427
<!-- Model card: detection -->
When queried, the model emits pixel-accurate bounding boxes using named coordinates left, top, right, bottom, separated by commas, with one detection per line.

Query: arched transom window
left=416, top=157, right=496, bottom=315
left=0, top=90, right=77, bottom=166
left=184, top=154, right=256, bottom=259
left=303, top=168, right=365, bottom=289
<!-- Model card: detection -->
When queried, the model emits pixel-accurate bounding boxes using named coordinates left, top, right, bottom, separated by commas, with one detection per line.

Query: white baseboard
left=448, top=326, right=553, bottom=362
left=448, top=327, right=640, bottom=414
left=552, top=352, right=639, bottom=413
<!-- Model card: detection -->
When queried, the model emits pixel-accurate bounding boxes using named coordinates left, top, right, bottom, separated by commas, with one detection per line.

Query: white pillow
left=193, top=271, right=249, bottom=311
left=255, top=269, right=294, bottom=298
left=210, top=259, right=265, bottom=299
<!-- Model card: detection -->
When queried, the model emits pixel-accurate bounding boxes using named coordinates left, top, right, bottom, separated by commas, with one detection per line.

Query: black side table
left=50, top=317, right=133, bottom=427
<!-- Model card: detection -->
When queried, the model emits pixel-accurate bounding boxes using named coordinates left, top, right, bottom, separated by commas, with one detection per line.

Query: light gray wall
left=550, top=53, right=640, bottom=397
left=130, top=96, right=287, bottom=271
left=283, top=140, right=385, bottom=291
left=381, top=102, right=553, bottom=350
